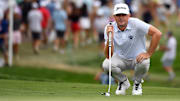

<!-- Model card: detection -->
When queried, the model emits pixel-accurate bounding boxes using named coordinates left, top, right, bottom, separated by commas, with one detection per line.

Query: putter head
left=101, top=92, right=110, bottom=96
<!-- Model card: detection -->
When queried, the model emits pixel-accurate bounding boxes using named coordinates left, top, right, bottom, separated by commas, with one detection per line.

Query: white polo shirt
left=104, top=18, right=150, bottom=60
left=162, top=36, right=177, bottom=61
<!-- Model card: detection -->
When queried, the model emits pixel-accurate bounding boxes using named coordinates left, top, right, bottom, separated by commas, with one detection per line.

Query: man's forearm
left=147, top=32, right=161, bottom=56
left=104, top=40, right=114, bottom=59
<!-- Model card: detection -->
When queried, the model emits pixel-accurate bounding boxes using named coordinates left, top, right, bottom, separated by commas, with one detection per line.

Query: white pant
left=102, top=54, right=150, bottom=83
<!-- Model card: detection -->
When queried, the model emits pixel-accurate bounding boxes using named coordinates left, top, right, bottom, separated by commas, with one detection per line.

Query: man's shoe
left=115, top=79, right=130, bottom=95
left=132, top=81, right=142, bottom=95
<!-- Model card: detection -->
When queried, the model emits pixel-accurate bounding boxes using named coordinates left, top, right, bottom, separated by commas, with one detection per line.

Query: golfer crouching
left=102, top=3, right=161, bottom=95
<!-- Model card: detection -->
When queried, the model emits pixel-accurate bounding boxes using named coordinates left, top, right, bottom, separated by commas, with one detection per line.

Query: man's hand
left=143, top=25, right=161, bottom=62
left=136, top=53, right=151, bottom=63
left=106, top=24, right=114, bottom=40
left=105, top=24, right=114, bottom=59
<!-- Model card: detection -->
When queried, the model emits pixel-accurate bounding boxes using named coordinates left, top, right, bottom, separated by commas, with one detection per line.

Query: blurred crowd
left=0, top=0, right=179, bottom=81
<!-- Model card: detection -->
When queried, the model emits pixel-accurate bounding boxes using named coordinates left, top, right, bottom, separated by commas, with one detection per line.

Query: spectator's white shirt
left=28, top=9, right=42, bottom=32
left=159, top=0, right=176, bottom=14
left=71, top=0, right=83, bottom=8
left=162, top=36, right=177, bottom=60
left=131, top=0, right=140, bottom=13
left=104, top=18, right=150, bottom=60
left=101, top=6, right=113, bottom=18
left=0, top=0, right=8, bottom=13
left=94, top=16, right=108, bottom=33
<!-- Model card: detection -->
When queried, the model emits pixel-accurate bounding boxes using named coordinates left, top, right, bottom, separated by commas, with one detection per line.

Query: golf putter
left=101, top=22, right=113, bottom=97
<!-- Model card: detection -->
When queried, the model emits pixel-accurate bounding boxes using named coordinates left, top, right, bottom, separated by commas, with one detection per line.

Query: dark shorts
left=0, top=44, right=7, bottom=53
left=32, top=32, right=41, bottom=40
left=56, top=30, right=65, bottom=38
left=98, top=33, right=104, bottom=43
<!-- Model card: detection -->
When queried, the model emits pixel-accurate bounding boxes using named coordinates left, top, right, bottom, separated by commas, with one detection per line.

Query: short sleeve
left=136, top=18, right=150, bottom=36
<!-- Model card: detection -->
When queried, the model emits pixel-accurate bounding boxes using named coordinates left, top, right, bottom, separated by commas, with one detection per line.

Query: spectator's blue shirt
left=52, top=9, right=67, bottom=31
left=47, top=2, right=56, bottom=16
left=0, top=19, right=8, bottom=44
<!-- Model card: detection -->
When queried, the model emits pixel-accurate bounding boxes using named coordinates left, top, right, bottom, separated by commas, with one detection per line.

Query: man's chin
left=118, top=23, right=125, bottom=26
left=119, top=24, right=126, bottom=28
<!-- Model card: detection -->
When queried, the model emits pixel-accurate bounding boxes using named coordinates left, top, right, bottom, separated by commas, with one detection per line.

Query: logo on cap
left=116, top=7, right=126, bottom=11
left=113, top=3, right=130, bottom=15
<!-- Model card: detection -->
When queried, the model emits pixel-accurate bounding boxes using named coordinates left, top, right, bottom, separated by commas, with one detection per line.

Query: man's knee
left=102, top=59, right=109, bottom=72
left=102, top=57, right=125, bottom=73
left=136, top=59, right=150, bottom=71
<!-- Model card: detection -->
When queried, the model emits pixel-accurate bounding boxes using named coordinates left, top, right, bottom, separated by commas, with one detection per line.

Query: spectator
left=28, top=2, right=42, bottom=54
left=156, top=2, right=169, bottom=33
left=79, top=3, right=91, bottom=46
left=90, top=0, right=101, bottom=42
left=69, top=2, right=81, bottom=49
left=19, top=0, right=32, bottom=40
left=46, top=0, right=56, bottom=16
left=0, top=11, right=8, bottom=66
left=52, top=4, right=68, bottom=54
left=140, top=0, right=153, bottom=23
left=94, top=68, right=116, bottom=85
left=13, top=6, right=22, bottom=60
left=160, top=31, right=177, bottom=81
left=93, top=8, right=108, bottom=56
left=176, top=0, right=180, bottom=26
left=149, top=0, right=160, bottom=26
left=64, top=0, right=73, bottom=41
left=131, top=0, right=140, bottom=17
left=161, top=0, right=176, bottom=17
left=39, top=1, right=51, bottom=46
left=100, top=0, right=113, bottom=19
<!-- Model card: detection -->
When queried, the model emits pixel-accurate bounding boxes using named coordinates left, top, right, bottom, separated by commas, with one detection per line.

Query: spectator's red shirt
left=39, top=7, right=50, bottom=29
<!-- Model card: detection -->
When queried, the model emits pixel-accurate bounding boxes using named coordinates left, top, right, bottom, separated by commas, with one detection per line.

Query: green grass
left=0, top=66, right=96, bottom=83
left=0, top=66, right=180, bottom=88
left=0, top=79, right=179, bottom=101
left=18, top=42, right=104, bottom=68
left=0, top=13, right=180, bottom=101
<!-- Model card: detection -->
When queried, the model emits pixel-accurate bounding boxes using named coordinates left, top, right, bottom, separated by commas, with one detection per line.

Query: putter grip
left=108, top=22, right=113, bottom=47
left=108, top=32, right=112, bottom=47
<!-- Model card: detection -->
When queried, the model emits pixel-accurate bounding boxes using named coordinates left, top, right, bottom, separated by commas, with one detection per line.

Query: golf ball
left=105, top=92, right=110, bottom=96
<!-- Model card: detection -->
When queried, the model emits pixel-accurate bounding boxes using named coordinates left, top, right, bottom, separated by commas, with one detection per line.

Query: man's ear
left=113, top=15, right=116, bottom=19
left=128, top=14, right=131, bottom=17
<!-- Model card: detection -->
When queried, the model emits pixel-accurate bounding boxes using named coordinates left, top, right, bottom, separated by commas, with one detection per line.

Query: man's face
left=113, top=14, right=130, bottom=28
